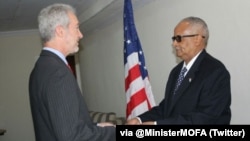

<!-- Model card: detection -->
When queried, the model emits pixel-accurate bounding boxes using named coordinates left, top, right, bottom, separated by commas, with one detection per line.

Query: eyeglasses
left=172, top=34, right=205, bottom=43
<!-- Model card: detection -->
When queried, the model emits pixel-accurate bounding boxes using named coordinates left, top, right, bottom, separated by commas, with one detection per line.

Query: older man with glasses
left=126, top=16, right=231, bottom=125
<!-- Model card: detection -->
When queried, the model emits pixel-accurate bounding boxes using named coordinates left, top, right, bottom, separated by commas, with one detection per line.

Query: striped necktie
left=173, top=67, right=187, bottom=95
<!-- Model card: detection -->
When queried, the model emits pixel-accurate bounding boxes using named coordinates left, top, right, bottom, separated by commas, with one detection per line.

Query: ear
left=194, top=35, right=203, bottom=46
left=55, top=25, right=65, bottom=38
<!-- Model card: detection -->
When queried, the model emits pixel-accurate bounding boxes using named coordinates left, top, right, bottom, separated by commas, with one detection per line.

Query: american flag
left=123, top=0, right=156, bottom=120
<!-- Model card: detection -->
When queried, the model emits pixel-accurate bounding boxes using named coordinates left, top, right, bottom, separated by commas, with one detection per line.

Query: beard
left=68, top=46, right=79, bottom=56
left=73, top=45, right=79, bottom=53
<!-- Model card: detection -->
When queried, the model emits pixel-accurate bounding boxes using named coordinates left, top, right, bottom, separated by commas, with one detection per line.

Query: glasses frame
left=172, top=34, right=205, bottom=43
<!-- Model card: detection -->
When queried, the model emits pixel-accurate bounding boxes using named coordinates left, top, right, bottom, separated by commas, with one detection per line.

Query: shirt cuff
left=154, top=121, right=157, bottom=125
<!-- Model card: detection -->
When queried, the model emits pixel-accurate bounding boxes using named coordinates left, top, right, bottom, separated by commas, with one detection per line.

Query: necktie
left=173, top=67, right=187, bottom=95
left=67, top=64, right=73, bottom=73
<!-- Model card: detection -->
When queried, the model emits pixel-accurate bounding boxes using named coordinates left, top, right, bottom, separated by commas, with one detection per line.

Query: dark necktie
left=67, top=64, right=73, bottom=73
left=173, top=67, right=187, bottom=95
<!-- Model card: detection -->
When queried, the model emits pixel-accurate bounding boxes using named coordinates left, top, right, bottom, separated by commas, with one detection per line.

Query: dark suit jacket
left=139, top=50, right=231, bottom=124
left=29, top=50, right=115, bottom=141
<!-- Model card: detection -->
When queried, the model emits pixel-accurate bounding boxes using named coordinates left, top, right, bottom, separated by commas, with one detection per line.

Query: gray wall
left=0, top=31, right=40, bottom=141
left=0, top=0, right=250, bottom=141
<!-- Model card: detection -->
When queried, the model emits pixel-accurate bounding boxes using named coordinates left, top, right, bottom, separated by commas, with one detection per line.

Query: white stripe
left=125, top=52, right=139, bottom=78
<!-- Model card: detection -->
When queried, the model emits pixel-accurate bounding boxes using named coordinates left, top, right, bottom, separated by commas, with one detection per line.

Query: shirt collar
left=43, top=47, right=68, bottom=65
left=182, top=50, right=202, bottom=74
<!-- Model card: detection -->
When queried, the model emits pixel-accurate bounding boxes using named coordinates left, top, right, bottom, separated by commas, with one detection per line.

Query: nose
left=79, top=30, right=83, bottom=39
left=172, top=40, right=177, bottom=48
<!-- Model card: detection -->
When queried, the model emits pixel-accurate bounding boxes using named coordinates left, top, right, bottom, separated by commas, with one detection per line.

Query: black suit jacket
left=139, top=50, right=231, bottom=124
left=29, top=50, right=115, bottom=141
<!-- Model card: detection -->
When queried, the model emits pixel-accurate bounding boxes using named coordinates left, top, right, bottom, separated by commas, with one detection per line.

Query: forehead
left=68, top=11, right=79, bottom=25
left=174, top=21, right=191, bottom=34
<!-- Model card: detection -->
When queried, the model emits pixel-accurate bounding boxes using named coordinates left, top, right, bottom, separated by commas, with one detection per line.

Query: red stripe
left=126, top=88, right=148, bottom=118
left=125, top=64, right=140, bottom=91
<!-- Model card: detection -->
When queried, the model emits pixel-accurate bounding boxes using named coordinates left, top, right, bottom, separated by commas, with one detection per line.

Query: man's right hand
left=125, top=118, right=141, bottom=125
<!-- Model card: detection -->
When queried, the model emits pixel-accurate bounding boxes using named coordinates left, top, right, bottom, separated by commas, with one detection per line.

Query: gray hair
left=38, top=3, right=76, bottom=43
left=181, top=16, right=209, bottom=46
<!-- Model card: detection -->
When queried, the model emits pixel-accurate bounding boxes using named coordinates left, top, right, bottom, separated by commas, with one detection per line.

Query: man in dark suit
left=126, top=16, right=231, bottom=125
left=29, top=3, right=116, bottom=141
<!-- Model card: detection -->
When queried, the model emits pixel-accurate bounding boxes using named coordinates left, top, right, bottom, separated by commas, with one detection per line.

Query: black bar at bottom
left=116, top=125, right=250, bottom=140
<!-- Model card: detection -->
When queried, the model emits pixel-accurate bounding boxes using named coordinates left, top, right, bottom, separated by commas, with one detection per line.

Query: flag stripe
left=125, top=63, right=140, bottom=91
left=124, top=52, right=139, bottom=78
left=126, top=88, right=147, bottom=116
left=125, top=76, right=145, bottom=104
left=127, top=101, right=148, bottom=120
